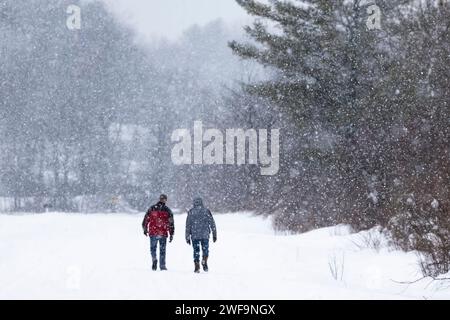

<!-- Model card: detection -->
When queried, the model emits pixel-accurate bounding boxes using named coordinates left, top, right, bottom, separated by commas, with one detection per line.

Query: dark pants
left=150, top=236, right=167, bottom=268
left=192, top=239, right=209, bottom=262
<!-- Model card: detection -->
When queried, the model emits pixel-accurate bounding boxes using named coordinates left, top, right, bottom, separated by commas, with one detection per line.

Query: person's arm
left=167, top=208, right=175, bottom=236
left=185, top=211, right=192, bottom=244
left=208, top=210, right=217, bottom=241
left=142, top=210, right=150, bottom=235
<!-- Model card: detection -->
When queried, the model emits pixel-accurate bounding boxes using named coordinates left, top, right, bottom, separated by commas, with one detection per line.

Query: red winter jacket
left=142, top=202, right=175, bottom=237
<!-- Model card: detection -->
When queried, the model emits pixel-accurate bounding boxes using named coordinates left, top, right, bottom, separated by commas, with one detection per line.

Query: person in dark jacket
left=185, top=197, right=217, bottom=273
left=142, top=194, right=175, bottom=271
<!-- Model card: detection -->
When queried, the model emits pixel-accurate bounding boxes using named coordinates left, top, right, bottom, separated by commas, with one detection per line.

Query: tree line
left=229, top=0, right=449, bottom=277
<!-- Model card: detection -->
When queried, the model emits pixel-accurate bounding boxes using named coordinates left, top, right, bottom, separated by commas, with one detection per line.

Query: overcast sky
left=101, top=0, right=249, bottom=41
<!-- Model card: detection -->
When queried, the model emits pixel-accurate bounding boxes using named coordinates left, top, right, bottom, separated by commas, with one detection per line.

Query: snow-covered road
left=0, top=212, right=449, bottom=299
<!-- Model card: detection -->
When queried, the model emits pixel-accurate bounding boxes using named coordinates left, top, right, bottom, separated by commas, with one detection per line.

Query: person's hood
left=193, top=197, right=204, bottom=207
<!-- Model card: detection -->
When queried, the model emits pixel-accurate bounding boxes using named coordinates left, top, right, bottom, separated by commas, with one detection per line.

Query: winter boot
left=152, top=260, right=158, bottom=271
left=160, top=266, right=167, bottom=271
left=194, top=261, right=201, bottom=273
left=201, top=256, right=209, bottom=272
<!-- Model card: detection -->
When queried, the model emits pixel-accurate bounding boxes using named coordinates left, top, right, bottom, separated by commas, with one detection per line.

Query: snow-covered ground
left=0, top=212, right=449, bottom=299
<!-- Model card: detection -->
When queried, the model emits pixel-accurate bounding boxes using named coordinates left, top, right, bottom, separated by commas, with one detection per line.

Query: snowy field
left=0, top=212, right=449, bottom=300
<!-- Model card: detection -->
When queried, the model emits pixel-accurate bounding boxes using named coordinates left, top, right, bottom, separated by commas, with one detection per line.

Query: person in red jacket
left=142, top=194, right=175, bottom=271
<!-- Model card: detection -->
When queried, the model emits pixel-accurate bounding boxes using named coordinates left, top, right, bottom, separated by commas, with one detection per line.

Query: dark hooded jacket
left=185, top=197, right=217, bottom=241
